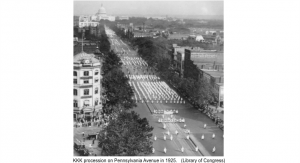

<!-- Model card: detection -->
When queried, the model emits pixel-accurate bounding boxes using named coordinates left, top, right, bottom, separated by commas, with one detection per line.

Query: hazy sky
left=74, top=1, right=223, bottom=16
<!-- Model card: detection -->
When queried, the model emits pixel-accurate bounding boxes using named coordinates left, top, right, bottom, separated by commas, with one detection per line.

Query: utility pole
left=81, top=29, right=85, bottom=52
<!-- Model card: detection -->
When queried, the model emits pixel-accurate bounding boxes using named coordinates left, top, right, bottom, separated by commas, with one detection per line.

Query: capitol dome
left=98, top=4, right=106, bottom=15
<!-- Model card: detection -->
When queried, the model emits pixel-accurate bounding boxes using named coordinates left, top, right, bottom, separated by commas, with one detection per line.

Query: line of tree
left=98, top=25, right=136, bottom=117
left=97, top=25, right=153, bottom=156
left=110, top=25, right=134, bottom=41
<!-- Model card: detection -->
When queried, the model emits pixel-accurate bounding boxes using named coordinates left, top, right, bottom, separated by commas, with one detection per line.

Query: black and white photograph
left=73, top=1, right=224, bottom=156
left=2, top=0, right=300, bottom=162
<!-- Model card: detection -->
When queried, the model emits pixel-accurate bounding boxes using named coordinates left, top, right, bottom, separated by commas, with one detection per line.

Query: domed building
left=91, top=4, right=115, bottom=22
left=97, top=4, right=107, bottom=17
left=73, top=50, right=103, bottom=121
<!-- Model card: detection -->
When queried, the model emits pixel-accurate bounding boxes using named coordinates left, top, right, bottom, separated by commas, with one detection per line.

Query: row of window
left=74, top=71, right=99, bottom=76
left=73, top=78, right=99, bottom=84
left=74, top=99, right=100, bottom=107
left=74, top=88, right=98, bottom=96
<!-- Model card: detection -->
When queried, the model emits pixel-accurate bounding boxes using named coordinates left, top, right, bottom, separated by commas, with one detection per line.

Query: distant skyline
left=74, top=1, right=223, bottom=19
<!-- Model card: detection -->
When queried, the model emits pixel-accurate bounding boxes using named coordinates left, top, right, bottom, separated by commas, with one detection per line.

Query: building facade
left=79, top=15, right=99, bottom=28
left=74, top=52, right=102, bottom=120
left=117, top=16, right=129, bottom=20
left=199, top=69, right=224, bottom=107
left=133, top=32, right=152, bottom=38
left=184, top=48, right=224, bottom=71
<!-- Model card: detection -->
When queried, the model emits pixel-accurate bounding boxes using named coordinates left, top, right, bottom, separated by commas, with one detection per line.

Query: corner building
left=73, top=52, right=102, bottom=120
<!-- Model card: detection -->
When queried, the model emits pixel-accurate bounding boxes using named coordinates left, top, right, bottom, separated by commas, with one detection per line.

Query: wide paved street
left=107, top=27, right=224, bottom=156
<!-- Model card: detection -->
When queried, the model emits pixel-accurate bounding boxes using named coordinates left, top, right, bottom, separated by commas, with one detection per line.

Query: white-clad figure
left=164, top=147, right=167, bottom=154
left=184, top=124, right=186, bottom=128
left=201, top=134, right=205, bottom=140
left=186, top=135, right=190, bottom=140
left=175, top=130, right=178, bottom=135
left=212, top=133, right=215, bottom=139
left=204, top=124, right=207, bottom=129
left=181, top=146, right=184, bottom=153
left=152, top=147, right=155, bottom=153
left=167, top=130, right=170, bottom=135
left=212, top=146, right=216, bottom=153
left=170, top=135, right=173, bottom=140
left=163, top=123, right=166, bottom=129
left=187, top=129, right=190, bottom=134
left=163, top=134, right=166, bottom=140
left=195, top=146, right=198, bottom=152
left=154, top=135, right=157, bottom=141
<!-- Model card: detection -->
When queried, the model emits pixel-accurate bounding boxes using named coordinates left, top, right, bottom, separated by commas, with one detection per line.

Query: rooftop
left=74, top=51, right=99, bottom=64
left=201, top=69, right=224, bottom=78
left=185, top=48, right=219, bottom=52
left=168, top=34, right=189, bottom=39
left=192, top=56, right=223, bottom=64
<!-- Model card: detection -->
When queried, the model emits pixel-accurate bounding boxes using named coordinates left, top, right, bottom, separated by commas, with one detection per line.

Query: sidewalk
left=208, top=105, right=224, bottom=121
left=82, top=139, right=102, bottom=156
left=74, top=126, right=103, bottom=156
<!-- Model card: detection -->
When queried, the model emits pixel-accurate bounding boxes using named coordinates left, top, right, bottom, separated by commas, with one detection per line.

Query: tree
left=98, top=111, right=153, bottom=156
left=102, top=68, right=136, bottom=111
left=99, top=32, right=111, bottom=54
left=196, top=77, right=216, bottom=106
left=102, top=50, right=122, bottom=74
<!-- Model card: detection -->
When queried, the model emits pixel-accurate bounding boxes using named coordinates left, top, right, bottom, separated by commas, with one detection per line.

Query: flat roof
left=195, top=63, right=214, bottom=67
left=202, top=70, right=224, bottom=77
left=185, top=48, right=221, bottom=53
left=168, top=34, right=189, bottom=39
left=191, top=56, right=223, bottom=64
